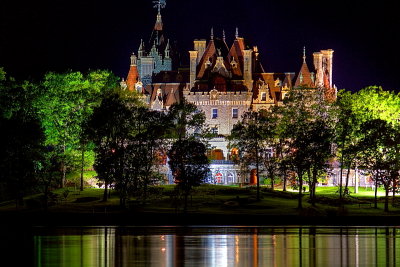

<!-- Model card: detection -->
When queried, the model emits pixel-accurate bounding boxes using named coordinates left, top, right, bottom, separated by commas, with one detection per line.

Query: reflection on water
left=34, top=226, right=400, bottom=267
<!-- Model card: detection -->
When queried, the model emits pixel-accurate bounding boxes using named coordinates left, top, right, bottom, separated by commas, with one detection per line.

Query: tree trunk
left=354, top=166, right=359, bottom=194
left=298, top=172, right=303, bottom=209
left=392, top=176, right=396, bottom=205
left=271, top=174, right=274, bottom=191
left=339, top=160, right=344, bottom=202
left=344, top=165, right=351, bottom=196
left=307, top=169, right=313, bottom=203
left=61, top=143, right=66, bottom=188
left=282, top=170, right=287, bottom=192
left=384, top=184, right=389, bottom=212
left=103, top=182, right=108, bottom=202
left=80, top=143, right=86, bottom=191
left=374, top=173, right=378, bottom=209
left=311, top=169, right=318, bottom=207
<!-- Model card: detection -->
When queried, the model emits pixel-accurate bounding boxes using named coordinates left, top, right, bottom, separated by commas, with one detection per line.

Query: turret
left=130, top=52, right=137, bottom=66
left=313, top=52, right=323, bottom=87
left=138, top=39, right=145, bottom=58
left=313, top=49, right=334, bottom=88
left=165, top=39, right=170, bottom=58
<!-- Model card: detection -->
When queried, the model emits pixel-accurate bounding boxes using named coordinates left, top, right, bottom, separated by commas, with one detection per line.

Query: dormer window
left=205, top=58, right=212, bottom=68
left=261, top=92, right=267, bottom=101
left=157, top=88, right=163, bottom=102
left=230, top=57, right=238, bottom=68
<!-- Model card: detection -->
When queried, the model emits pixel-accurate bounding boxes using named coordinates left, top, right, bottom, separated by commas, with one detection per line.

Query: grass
left=1, top=184, right=400, bottom=218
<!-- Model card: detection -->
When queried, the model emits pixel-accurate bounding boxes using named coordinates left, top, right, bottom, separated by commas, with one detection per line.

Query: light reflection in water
left=34, top=227, right=400, bottom=267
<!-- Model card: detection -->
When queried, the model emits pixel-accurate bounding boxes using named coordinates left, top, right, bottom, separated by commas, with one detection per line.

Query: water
left=29, top=226, right=400, bottom=266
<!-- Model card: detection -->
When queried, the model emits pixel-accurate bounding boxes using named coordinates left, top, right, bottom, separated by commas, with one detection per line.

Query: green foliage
left=230, top=110, right=278, bottom=199
left=0, top=69, right=45, bottom=203
left=275, top=88, right=334, bottom=208
left=167, top=139, right=210, bottom=212
left=167, top=100, right=209, bottom=212
left=167, top=99, right=207, bottom=140
left=34, top=70, right=119, bottom=186
left=88, top=92, right=169, bottom=206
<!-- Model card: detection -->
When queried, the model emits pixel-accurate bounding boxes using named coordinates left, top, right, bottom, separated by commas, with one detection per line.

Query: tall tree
left=0, top=68, right=45, bottom=205
left=167, top=139, right=209, bottom=213
left=36, top=70, right=118, bottom=188
left=167, top=100, right=209, bottom=212
left=358, top=119, right=400, bottom=211
left=230, top=110, right=277, bottom=200
left=276, top=88, right=333, bottom=209
left=87, top=92, right=135, bottom=202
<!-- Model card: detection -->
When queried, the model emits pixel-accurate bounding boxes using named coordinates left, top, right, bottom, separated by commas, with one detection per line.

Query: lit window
left=212, top=108, right=218, bottom=119
left=261, top=92, right=267, bottom=101
left=232, top=108, right=238, bottom=118
left=211, top=127, right=218, bottom=135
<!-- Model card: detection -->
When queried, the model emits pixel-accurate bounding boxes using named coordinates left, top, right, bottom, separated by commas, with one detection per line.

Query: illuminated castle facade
left=121, top=1, right=337, bottom=185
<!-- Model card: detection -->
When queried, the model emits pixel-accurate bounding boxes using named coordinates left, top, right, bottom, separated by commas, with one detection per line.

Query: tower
left=313, top=49, right=334, bottom=88
left=134, top=0, right=173, bottom=86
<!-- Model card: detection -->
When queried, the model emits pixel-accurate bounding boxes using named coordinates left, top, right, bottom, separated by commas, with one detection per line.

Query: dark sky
left=1, top=0, right=399, bottom=92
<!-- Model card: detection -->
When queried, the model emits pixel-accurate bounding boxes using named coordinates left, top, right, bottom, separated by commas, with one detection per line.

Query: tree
left=88, top=92, right=134, bottom=202
left=0, top=68, right=45, bottom=205
left=167, top=99, right=209, bottom=212
left=358, top=119, right=400, bottom=211
left=276, top=88, right=333, bottom=209
left=230, top=110, right=277, bottom=200
left=36, top=70, right=118, bottom=188
left=88, top=90, right=169, bottom=206
left=167, top=139, right=209, bottom=213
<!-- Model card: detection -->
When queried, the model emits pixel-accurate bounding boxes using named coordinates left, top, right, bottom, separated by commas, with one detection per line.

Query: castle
left=121, top=1, right=337, bottom=185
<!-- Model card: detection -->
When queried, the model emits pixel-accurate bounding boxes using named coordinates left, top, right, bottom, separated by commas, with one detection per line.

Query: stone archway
left=215, top=172, right=224, bottom=184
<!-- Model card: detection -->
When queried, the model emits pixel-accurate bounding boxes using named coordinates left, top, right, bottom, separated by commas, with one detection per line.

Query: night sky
left=1, top=0, right=399, bottom=92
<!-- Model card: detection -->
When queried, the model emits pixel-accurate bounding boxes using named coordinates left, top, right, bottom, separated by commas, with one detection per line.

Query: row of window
left=211, top=108, right=239, bottom=119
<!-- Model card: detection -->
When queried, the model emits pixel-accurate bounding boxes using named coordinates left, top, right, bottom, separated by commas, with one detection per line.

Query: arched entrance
left=215, top=172, right=223, bottom=184
left=227, top=172, right=234, bottom=184
left=250, top=169, right=257, bottom=185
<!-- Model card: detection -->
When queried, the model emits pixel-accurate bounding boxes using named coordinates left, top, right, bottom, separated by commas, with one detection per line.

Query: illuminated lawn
left=1, top=184, right=399, bottom=217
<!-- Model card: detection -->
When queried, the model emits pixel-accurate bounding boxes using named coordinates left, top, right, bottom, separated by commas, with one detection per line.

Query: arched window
left=215, top=172, right=223, bottom=184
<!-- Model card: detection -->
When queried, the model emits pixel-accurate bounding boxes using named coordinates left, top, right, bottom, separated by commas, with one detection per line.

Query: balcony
left=210, top=160, right=235, bottom=165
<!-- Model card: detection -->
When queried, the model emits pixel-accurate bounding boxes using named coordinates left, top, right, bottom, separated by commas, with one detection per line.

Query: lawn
left=1, top=184, right=399, bottom=218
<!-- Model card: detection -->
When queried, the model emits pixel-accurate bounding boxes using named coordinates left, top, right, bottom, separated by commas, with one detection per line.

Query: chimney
left=194, top=39, right=207, bottom=64
left=189, top=50, right=199, bottom=89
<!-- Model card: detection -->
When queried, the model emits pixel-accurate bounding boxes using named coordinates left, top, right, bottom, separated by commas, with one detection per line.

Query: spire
left=223, top=29, right=226, bottom=41
left=153, top=0, right=166, bottom=13
left=211, top=27, right=214, bottom=40
left=165, top=39, right=170, bottom=58
left=153, top=0, right=166, bottom=31
left=138, top=39, right=145, bottom=58
left=235, top=27, right=239, bottom=39
left=295, top=47, right=313, bottom=88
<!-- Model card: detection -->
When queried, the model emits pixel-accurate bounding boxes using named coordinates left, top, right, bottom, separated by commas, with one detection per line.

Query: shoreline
left=2, top=211, right=400, bottom=227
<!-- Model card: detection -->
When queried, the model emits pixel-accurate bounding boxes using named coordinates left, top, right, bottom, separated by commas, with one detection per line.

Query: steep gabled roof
left=294, top=61, right=314, bottom=88
left=227, top=39, right=245, bottom=77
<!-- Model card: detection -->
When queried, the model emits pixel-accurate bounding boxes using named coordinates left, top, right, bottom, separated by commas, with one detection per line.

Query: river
left=23, top=226, right=400, bottom=266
